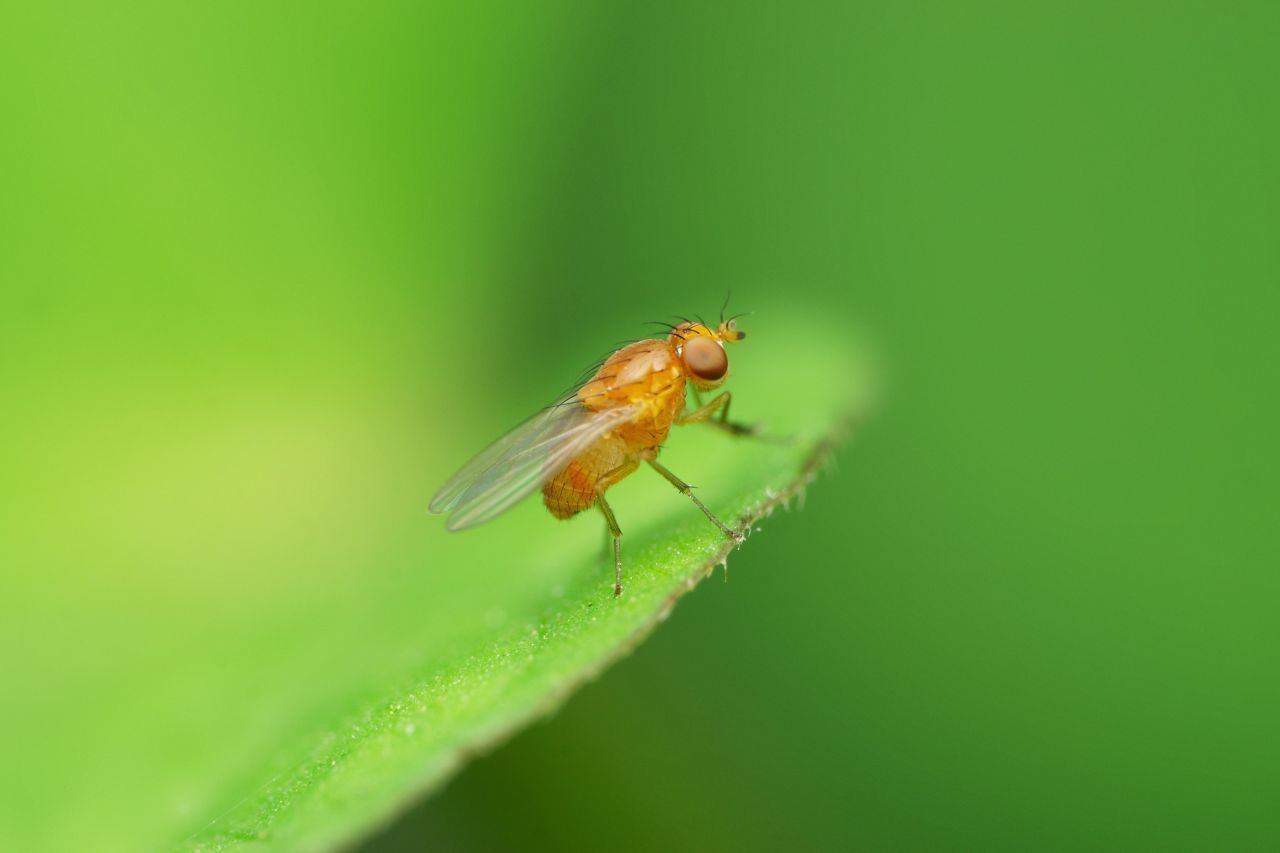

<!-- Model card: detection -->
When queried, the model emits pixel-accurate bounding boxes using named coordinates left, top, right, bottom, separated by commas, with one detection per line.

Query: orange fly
left=429, top=310, right=755, bottom=597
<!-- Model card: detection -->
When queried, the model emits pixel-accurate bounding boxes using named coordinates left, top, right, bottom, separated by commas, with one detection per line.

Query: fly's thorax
left=573, top=339, right=683, bottom=454
left=578, top=339, right=682, bottom=410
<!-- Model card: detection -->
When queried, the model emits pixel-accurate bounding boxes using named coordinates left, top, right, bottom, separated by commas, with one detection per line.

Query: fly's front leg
left=597, top=493, right=624, bottom=598
left=677, top=390, right=758, bottom=437
left=646, top=459, right=744, bottom=545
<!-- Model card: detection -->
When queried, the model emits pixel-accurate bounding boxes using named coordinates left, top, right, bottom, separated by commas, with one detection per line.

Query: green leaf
left=174, top=327, right=872, bottom=852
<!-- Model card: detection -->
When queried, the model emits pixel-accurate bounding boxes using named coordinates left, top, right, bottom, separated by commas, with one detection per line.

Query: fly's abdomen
left=543, top=459, right=596, bottom=519
left=542, top=437, right=632, bottom=519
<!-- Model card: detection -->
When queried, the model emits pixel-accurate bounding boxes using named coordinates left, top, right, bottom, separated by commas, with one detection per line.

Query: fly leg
left=596, top=460, right=636, bottom=562
left=646, top=459, right=744, bottom=545
left=678, top=390, right=758, bottom=437
left=597, top=493, right=624, bottom=598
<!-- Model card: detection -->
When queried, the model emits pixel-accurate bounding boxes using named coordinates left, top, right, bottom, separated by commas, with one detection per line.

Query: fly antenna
left=720, top=290, right=732, bottom=325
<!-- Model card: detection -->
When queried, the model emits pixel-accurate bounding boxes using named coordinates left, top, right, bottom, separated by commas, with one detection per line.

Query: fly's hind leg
left=596, top=460, right=636, bottom=563
left=679, top=390, right=758, bottom=437
left=597, top=493, right=624, bottom=598
left=601, top=522, right=612, bottom=561
left=646, top=459, right=744, bottom=545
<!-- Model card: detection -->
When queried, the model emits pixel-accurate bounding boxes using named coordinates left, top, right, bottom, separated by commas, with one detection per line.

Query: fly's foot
left=727, top=422, right=798, bottom=446
left=726, top=527, right=746, bottom=546
left=715, top=419, right=760, bottom=437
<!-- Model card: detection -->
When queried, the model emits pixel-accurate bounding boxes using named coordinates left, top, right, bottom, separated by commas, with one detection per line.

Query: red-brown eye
left=684, top=335, right=728, bottom=381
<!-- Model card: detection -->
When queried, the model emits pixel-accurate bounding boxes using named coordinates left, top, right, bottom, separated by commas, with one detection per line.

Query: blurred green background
left=2, top=1, right=1277, bottom=851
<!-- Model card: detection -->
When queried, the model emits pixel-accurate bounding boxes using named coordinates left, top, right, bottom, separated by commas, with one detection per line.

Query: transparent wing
left=429, top=397, right=641, bottom=531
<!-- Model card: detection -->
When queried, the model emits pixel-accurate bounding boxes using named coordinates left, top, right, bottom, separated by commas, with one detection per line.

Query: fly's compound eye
left=684, top=335, right=728, bottom=381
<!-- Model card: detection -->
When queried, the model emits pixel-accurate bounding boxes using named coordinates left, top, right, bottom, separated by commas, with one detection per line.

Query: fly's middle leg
left=597, top=493, right=624, bottom=598
left=646, top=459, right=744, bottom=545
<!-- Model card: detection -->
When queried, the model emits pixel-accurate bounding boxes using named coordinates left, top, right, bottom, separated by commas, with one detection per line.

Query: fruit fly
left=429, top=311, right=755, bottom=597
